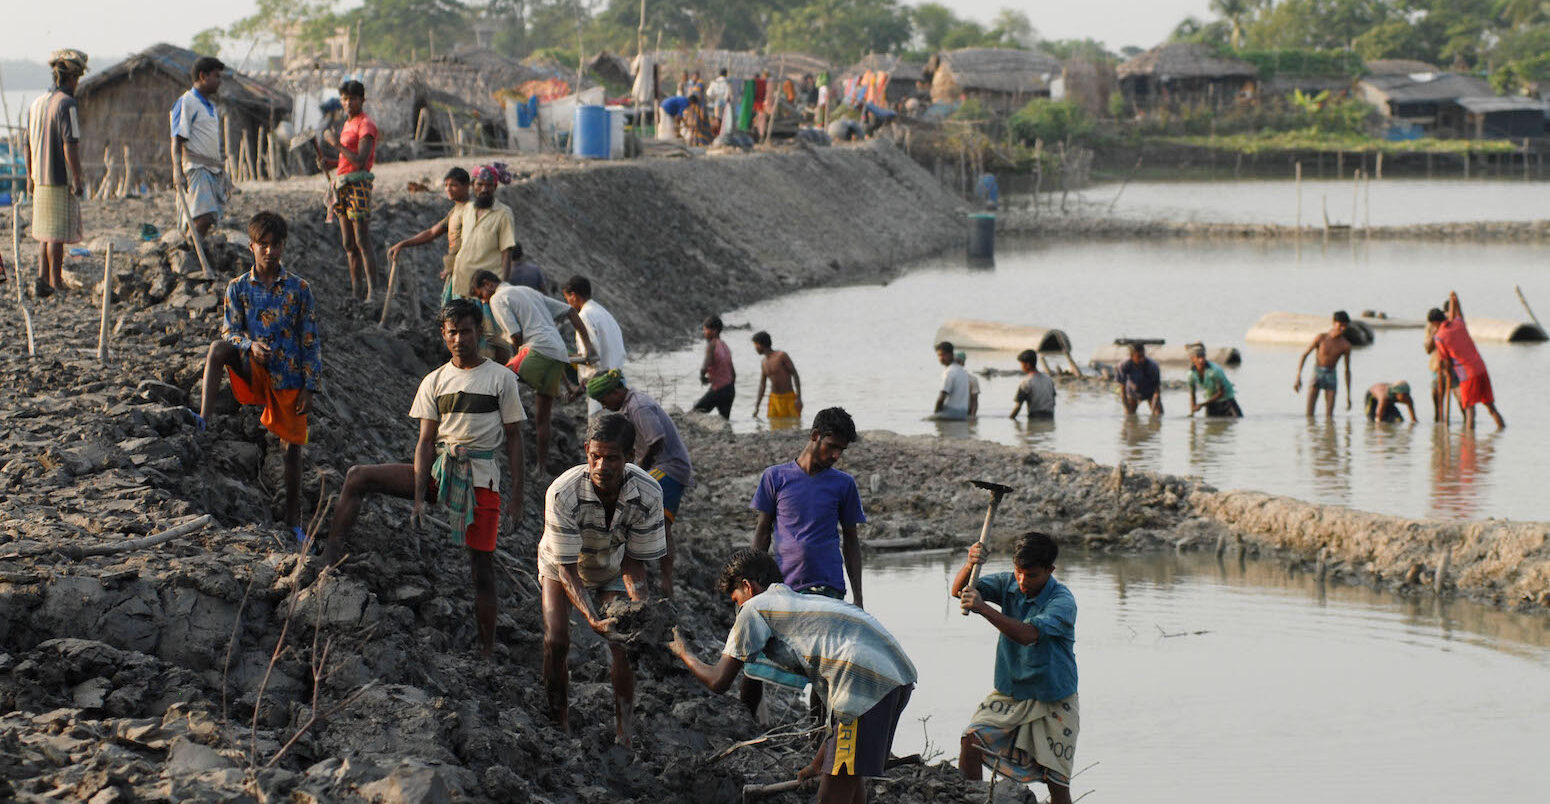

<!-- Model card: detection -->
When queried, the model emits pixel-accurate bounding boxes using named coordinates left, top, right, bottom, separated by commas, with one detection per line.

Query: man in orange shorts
left=320, top=299, right=525, bottom=657
left=199, top=211, right=321, bottom=548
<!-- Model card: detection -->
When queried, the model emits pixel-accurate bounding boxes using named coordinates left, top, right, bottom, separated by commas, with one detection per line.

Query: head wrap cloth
left=473, top=162, right=514, bottom=185
left=586, top=369, right=625, bottom=400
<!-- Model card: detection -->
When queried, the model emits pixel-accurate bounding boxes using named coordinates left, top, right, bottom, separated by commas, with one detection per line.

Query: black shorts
left=1205, top=398, right=1243, bottom=417
left=821, top=683, right=913, bottom=778
left=693, top=384, right=735, bottom=418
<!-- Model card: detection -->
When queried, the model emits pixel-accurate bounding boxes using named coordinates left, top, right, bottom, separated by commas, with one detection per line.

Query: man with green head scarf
left=587, top=370, right=694, bottom=596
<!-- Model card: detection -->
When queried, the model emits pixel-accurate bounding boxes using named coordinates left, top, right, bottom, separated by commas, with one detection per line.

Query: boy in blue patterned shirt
left=953, top=531, right=1079, bottom=804
left=198, top=211, right=322, bottom=548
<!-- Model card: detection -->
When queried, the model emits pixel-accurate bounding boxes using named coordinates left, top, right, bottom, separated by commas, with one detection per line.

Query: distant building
left=1357, top=72, right=1547, bottom=139
left=927, top=48, right=1063, bottom=114
left=75, top=43, right=291, bottom=185
left=1116, top=43, right=1258, bottom=113
left=846, top=54, right=928, bottom=107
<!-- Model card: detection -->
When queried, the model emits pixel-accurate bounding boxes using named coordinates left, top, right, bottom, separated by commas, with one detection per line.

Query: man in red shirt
left=322, top=80, right=381, bottom=302
left=1426, top=291, right=1505, bottom=430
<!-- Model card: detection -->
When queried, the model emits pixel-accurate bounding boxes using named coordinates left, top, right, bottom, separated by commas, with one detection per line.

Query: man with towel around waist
left=953, top=531, right=1079, bottom=804
left=587, top=370, right=692, bottom=597
left=1293, top=311, right=1353, bottom=417
left=22, top=49, right=88, bottom=298
left=170, top=56, right=229, bottom=241
left=199, top=212, right=322, bottom=549
left=320, top=298, right=525, bottom=657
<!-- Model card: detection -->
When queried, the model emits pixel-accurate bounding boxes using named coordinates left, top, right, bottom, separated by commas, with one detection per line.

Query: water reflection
left=1430, top=428, right=1500, bottom=520
left=1117, top=415, right=1162, bottom=467
left=1302, top=419, right=1353, bottom=506
left=1012, top=415, right=1057, bottom=450
left=1185, top=417, right=1239, bottom=473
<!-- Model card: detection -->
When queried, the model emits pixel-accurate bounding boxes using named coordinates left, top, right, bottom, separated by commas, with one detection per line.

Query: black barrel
left=967, top=213, right=996, bottom=259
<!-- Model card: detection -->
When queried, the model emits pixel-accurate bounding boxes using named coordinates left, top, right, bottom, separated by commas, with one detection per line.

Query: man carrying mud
left=670, top=548, right=916, bottom=804
left=1426, top=292, right=1506, bottom=430
left=473, top=270, right=597, bottom=473
left=1188, top=345, right=1242, bottom=417
left=387, top=167, right=470, bottom=303
left=540, top=414, right=667, bottom=747
left=586, top=370, right=692, bottom=597
left=953, top=532, right=1079, bottom=804
left=1293, top=311, right=1353, bottom=417
left=170, top=56, right=226, bottom=242
left=198, top=211, right=321, bottom=548
left=320, top=299, right=524, bottom=657
left=751, top=331, right=803, bottom=421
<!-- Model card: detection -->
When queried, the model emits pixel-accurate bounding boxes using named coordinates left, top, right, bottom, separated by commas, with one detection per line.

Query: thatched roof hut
left=1057, top=58, right=1118, bottom=119
left=75, top=43, right=290, bottom=183
left=928, top=48, right=1063, bottom=111
left=1364, top=59, right=1441, bottom=77
left=1116, top=43, right=1257, bottom=111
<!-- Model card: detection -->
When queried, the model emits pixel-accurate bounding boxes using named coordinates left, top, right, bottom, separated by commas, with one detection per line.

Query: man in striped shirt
left=22, top=49, right=88, bottom=297
left=539, top=414, right=666, bottom=747
left=671, top=549, right=916, bottom=803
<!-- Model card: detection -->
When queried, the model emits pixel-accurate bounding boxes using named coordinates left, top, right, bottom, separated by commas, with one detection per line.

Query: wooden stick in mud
left=173, top=180, right=217, bottom=279
left=741, top=779, right=803, bottom=801
left=1, top=514, right=213, bottom=559
left=223, top=117, right=233, bottom=177
left=97, top=243, right=112, bottom=361
left=1294, top=161, right=1302, bottom=233
left=119, top=145, right=131, bottom=198
left=1515, top=284, right=1545, bottom=335
left=379, top=254, right=401, bottom=327
left=10, top=168, right=35, bottom=357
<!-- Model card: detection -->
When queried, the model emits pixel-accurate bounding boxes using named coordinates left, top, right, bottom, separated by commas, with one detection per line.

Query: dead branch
left=0, top=514, right=213, bottom=560
left=221, top=573, right=257, bottom=725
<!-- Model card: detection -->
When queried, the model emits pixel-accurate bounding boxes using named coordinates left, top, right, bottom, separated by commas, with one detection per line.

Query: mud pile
left=0, top=144, right=1031, bottom=802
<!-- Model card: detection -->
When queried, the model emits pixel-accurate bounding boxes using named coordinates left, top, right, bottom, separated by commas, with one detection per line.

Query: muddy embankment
left=0, top=143, right=1025, bottom=803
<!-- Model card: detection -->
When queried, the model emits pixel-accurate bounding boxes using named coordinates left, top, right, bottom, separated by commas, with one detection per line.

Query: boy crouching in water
left=952, top=531, right=1079, bottom=803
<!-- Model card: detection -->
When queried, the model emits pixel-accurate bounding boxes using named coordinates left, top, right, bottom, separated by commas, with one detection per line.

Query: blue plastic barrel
left=573, top=105, right=610, bottom=159
left=967, top=213, right=996, bottom=259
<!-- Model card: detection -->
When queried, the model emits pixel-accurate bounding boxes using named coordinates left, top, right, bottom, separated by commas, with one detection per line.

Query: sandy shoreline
left=1, top=141, right=1544, bottom=802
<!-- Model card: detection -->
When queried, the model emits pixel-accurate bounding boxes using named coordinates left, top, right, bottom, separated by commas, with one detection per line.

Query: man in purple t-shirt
left=751, top=406, right=867, bottom=603
left=746, top=406, right=867, bottom=716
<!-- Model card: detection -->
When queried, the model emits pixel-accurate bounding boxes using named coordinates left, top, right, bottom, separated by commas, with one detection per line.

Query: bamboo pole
left=97, top=243, right=112, bottom=362
left=223, top=116, right=234, bottom=177
left=1350, top=169, right=1360, bottom=229
left=173, top=181, right=216, bottom=279
left=239, top=134, right=253, bottom=183
left=378, top=254, right=400, bottom=328
left=447, top=111, right=458, bottom=156
left=9, top=135, right=35, bottom=356
left=1294, top=161, right=1302, bottom=233
left=117, top=145, right=130, bottom=197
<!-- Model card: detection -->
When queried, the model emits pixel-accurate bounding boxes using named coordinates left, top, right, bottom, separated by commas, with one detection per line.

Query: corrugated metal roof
left=1362, top=72, right=1494, bottom=104
left=1456, top=96, right=1548, bottom=114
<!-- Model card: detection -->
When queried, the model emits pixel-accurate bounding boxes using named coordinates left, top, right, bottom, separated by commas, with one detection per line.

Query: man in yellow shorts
left=751, top=330, right=803, bottom=423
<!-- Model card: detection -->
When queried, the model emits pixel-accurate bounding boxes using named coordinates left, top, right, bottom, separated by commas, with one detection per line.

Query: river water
left=866, top=550, right=1550, bottom=803
left=626, top=236, right=1547, bottom=522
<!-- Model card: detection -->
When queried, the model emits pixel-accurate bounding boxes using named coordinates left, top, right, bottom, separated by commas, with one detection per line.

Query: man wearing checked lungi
left=171, top=56, right=229, bottom=240
left=319, top=298, right=526, bottom=659
left=953, top=531, right=1080, bottom=804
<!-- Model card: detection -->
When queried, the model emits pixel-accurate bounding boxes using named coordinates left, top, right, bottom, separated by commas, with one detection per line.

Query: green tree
left=1210, top=0, right=1254, bottom=49
left=1042, top=38, right=1116, bottom=62
left=191, top=28, right=224, bottom=57
left=1009, top=98, right=1092, bottom=144
left=911, top=3, right=958, bottom=51
left=340, top=0, right=469, bottom=62
left=767, top=0, right=911, bottom=64
left=229, top=0, right=339, bottom=57
left=1246, top=0, right=1391, bottom=51
left=987, top=9, right=1038, bottom=48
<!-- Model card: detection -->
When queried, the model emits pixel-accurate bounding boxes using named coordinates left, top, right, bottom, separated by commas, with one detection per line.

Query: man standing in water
left=953, top=531, right=1079, bottom=804
left=540, top=414, right=666, bottom=747
left=1427, top=292, right=1506, bottom=430
left=751, top=330, right=803, bottom=421
left=1115, top=343, right=1162, bottom=415
left=320, top=299, right=524, bottom=657
left=694, top=315, right=736, bottom=418
left=1293, top=311, right=1353, bottom=416
left=1188, top=345, right=1242, bottom=417
left=933, top=341, right=972, bottom=420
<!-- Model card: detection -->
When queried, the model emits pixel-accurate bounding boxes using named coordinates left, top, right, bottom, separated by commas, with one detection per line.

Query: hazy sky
left=7, top=0, right=1212, bottom=77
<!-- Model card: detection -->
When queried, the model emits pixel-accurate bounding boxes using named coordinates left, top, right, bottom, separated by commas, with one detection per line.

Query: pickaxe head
left=971, top=479, right=1013, bottom=502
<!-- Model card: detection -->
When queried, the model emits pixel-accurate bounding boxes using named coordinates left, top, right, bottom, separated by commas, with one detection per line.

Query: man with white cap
left=22, top=48, right=88, bottom=298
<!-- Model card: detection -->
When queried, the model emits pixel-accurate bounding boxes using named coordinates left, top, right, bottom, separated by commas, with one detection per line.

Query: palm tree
left=1211, top=0, right=1252, bottom=50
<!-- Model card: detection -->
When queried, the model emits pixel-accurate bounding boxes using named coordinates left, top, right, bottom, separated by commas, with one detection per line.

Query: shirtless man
left=1293, top=311, right=1353, bottom=417
left=751, top=331, right=803, bottom=420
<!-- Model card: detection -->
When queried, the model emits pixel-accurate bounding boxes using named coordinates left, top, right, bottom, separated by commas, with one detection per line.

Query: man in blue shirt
left=952, top=531, right=1079, bottom=804
left=1116, top=342, right=1163, bottom=415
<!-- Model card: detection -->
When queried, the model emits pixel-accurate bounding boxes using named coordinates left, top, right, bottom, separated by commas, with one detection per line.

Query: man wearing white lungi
left=21, top=48, right=88, bottom=298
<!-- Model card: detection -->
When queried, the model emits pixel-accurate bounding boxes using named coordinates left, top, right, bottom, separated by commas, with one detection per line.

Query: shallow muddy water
left=1072, top=177, right=1550, bottom=227
left=627, top=238, right=1548, bottom=521
left=864, top=550, right=1550, bottom=803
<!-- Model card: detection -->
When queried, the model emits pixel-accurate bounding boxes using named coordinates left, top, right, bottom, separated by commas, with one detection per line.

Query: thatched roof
left=1361, top=72, right=1494, bottom=104
left=79, top=42, right=290, bottom=119
left=635, top=50, right=833, bottom=82
left=1364, top=59, right=1441, bottom=76
left=931, top=48, right=1062, bottom=94
left=1116, top=43, right=1258, bottom=81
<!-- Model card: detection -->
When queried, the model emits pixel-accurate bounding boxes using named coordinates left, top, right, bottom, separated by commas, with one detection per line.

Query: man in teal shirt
left=952, top=531, right=1079, bottom=804
left=1188, top=345, right=1243, bottom=417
